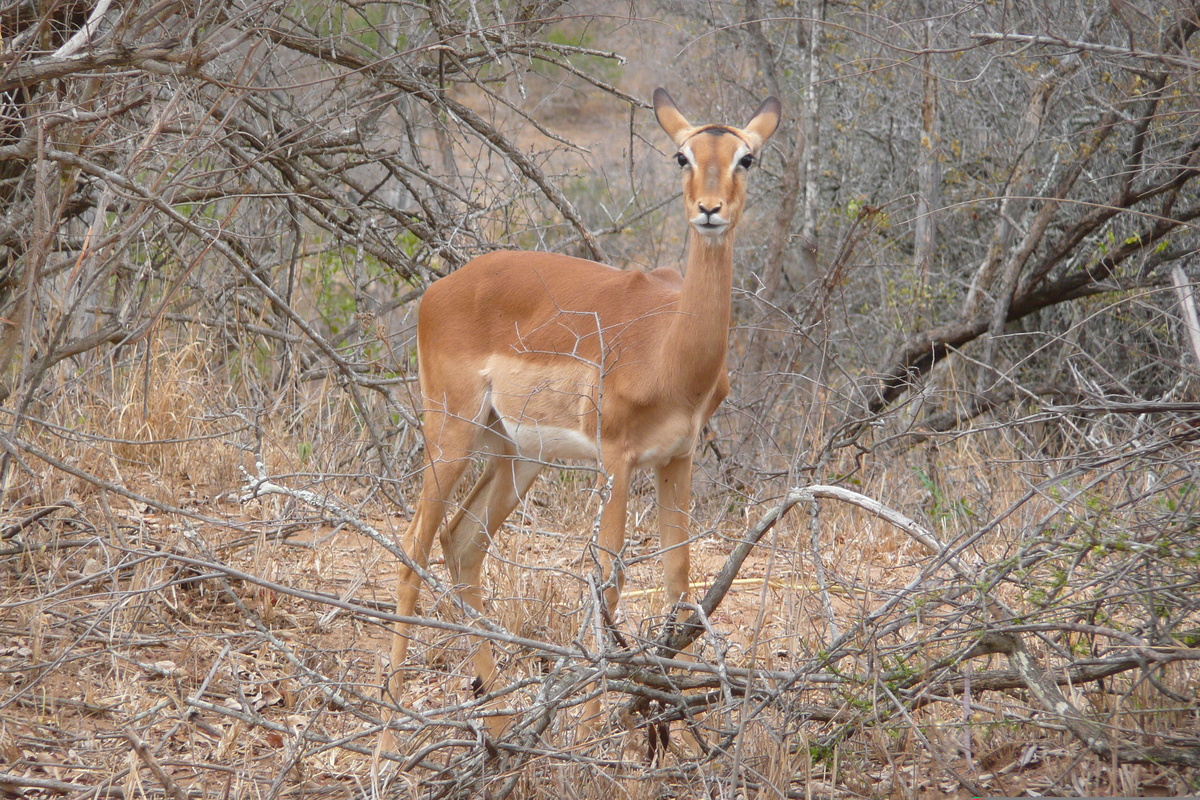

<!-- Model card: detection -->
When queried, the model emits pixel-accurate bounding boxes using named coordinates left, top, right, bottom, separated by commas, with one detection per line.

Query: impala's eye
left=739, top=154, right=755, bottom=170
left=675, top=152, right=688, bottom=168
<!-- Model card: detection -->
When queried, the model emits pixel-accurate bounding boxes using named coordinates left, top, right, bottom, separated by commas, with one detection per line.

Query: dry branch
left=0, top=41, right=194, bottom=94
left=995, top=633, right=1200, bottom=768
left=124, top=731, right=188, bottom=800
left=256, top=24, right=610, bottom=263
left=1172, top=265, right=1200, bottom=368
left=970, top=31, right=1200, bottom=71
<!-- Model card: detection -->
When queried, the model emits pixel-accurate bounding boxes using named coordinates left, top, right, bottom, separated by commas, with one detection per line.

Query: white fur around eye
left=733, top=144, right=752, bottom=172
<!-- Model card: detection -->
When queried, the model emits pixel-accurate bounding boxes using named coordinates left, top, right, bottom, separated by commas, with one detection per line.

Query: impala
left=389, top=88, right=781, bottom=731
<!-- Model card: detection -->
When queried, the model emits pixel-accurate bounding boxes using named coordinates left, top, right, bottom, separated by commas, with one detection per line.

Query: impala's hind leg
left=439, top=432, right=543, bottom=736
left=389, top=410, right=476, bottom=701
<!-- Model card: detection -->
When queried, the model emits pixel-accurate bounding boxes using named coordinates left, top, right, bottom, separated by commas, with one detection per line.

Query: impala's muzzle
left=691, top=202, right=729, bottom=235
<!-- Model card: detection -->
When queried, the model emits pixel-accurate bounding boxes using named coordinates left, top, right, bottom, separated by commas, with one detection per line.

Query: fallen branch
left=0, top=773, right=107, bottom=797
left=124, top=731, right=188, bottom=800
left=901, top=650, right=1164, bottom=706
left=988, top=632, right=1200, bottom=768
left=0, top=499, right=76, bottom=539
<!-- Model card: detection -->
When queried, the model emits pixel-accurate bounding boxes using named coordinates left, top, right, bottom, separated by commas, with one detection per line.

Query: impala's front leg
left=595, top=457, right=633, bottom=626
left=651, top=453, right=703, bottom=757
left=580, top=456, right=633, bottom=734
left=656, top=454, right=694, bottom=619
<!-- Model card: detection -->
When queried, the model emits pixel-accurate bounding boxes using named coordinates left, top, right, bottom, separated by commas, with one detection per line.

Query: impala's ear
left=653, top=88, right=694, bottom=147
left=742, top=96, right=782, bottom=150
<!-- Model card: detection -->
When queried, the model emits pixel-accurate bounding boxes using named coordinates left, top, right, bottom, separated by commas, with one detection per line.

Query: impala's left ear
left=742, top=96, right=782, bottom=150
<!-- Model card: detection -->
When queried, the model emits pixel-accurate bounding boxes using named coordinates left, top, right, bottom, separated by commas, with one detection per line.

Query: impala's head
left=653, top=88, right=781, bottom=240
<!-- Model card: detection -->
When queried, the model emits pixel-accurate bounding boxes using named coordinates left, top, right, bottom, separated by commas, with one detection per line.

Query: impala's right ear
left=653, top=88, right=694, bottom=147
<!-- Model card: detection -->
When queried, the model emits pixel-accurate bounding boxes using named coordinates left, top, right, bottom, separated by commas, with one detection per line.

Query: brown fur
left=388, top=88, right=781, bottom=735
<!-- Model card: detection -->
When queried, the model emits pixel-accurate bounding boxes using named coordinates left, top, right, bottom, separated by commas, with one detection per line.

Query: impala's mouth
left=691, top=217, right=729, bottom=235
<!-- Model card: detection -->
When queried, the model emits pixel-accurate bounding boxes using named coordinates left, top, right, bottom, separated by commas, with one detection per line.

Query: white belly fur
left=496, top=411, right=697, bottom=468
left=481, top=354, right=702, bottom=468
left=500, top=417, right=599, bottom=462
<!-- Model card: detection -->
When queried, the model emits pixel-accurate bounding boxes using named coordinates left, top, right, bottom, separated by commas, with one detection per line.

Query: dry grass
left=1, top=335, right=1197, bottom=800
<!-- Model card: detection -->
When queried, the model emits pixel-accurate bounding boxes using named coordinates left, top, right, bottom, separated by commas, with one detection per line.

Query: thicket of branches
left=1, top=0, right=1197, bottom=797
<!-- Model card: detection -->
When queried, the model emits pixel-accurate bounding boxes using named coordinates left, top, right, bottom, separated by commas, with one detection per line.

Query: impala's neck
left=662, top=231, right=735, bottom=390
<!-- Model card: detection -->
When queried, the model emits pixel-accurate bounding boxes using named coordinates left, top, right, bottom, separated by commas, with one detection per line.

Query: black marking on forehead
left=686, top=124, right=751, bottom=148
